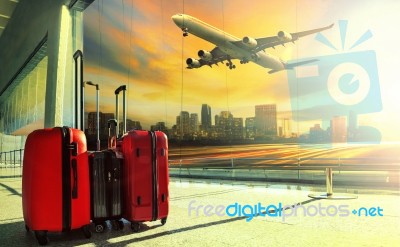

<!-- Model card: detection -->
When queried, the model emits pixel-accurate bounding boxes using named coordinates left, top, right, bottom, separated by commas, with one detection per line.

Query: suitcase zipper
left=61, top=127, right=72, bottom=232
left=150, top=131, right=159, bottom=221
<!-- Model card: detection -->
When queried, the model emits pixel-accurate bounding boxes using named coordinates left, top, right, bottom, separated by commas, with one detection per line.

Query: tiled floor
left=0, top=176, right=399, bottom=246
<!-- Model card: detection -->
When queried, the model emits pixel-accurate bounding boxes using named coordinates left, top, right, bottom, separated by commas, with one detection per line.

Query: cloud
left=81, top=0, right=340, bottom=132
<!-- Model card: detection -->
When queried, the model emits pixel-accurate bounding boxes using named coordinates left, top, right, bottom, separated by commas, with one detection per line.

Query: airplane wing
left=187, top=47, right=233, bottom=69
left=232, top=23, right=334, bottom=53
left=206, top=47, right=229, bottom=65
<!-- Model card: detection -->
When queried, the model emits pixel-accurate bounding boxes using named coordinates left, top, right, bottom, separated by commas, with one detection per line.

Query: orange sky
left=83, top=0, right=400, bottom=140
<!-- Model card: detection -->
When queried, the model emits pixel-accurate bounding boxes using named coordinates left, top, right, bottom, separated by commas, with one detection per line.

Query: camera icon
left=287, top=50, right=382, bottom=143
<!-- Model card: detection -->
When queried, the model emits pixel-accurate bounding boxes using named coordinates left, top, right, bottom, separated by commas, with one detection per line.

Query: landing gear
left=240, top=59, right=249, bottom=64
left=226, top=61, right=236, bottom=70
left=182, top=27, right=189, bottom=37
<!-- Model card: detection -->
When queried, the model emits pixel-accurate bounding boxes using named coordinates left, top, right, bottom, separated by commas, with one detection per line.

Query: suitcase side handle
left=67, top=142, right=78, bottom=156
left=72, top=159, right=78, bottom=199
left=108, top=119, right=118, bottom=149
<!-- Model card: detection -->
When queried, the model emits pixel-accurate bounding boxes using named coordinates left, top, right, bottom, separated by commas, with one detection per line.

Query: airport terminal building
left=0, top=0, right=94, bottom=151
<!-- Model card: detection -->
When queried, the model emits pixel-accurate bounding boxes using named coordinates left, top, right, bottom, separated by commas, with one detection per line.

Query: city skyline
left=85, top=102, right=366, bottom=144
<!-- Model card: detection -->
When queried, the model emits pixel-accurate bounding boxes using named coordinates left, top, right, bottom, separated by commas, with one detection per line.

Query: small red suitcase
left=121, top=130, right=169, bottom=231
left=22, top=127, right=91, bottom=245
left=113, top=85, right=169, bottom=232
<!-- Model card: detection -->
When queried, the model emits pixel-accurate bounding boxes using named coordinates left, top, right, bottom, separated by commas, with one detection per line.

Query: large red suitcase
left=22, top=127, right=91, bottom=245
left=121, top=130, right=169, bottom=231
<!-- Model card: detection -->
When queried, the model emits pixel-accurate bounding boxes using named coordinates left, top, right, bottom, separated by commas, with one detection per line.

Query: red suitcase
left=22, top=127, right=91, bottom=245
left=121, top=130, right=169, bottom=231
left=113, top=85, right=169, bottom=232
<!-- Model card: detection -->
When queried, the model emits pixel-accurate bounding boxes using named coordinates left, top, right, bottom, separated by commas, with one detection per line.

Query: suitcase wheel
left=161, top=217, right=167, bottom=226
left=95, top=222, right=107, bottom=233
left=131, top=222, right=140, bottom=232
left=82, top=225, right=92, bottom=238
left=35, top=231, right=49, bottom=246
left=118, top=220, right=125, bottom=230
left=25, top=224, right=30, bottom=232
left=112, top=220, right=124, bottom=230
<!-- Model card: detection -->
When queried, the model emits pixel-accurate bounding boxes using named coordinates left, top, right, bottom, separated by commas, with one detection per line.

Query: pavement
left=0, top=172, right=399, bottom=246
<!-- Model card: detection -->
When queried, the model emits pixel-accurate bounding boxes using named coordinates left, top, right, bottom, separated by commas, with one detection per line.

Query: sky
left=83, top=0, right=400, bottom=141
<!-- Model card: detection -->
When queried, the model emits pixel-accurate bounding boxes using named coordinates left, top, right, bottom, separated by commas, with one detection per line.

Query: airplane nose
left=171, top=14, right=183, bottom=27
left=171, top=14, right=179, bottom=21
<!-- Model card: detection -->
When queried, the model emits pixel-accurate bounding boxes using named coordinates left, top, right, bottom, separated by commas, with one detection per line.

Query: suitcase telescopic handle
left=108, top=119, right=117, bottom=128
left=115, top=85, right=127, bottom=137
left=73, top=50, right=84, bottom=130
left=114, top=85, right=126, bottom=95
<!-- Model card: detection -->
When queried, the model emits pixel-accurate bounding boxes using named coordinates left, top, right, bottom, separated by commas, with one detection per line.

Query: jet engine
left=242, top=36, right=258, bottom=48
left=198, top=50, right=213, bottom=61
left=277, top=31, right=292, bottom=42
left=186, top=58, right=201, bottom=68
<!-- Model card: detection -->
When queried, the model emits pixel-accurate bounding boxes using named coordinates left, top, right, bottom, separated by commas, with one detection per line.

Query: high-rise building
left=215, top=111, right=233, bottom=139
left=348, top=111, right=357, bottom=130
left=245, top=117, right=255, bottom=139
left=255, top=104, right=277, bottom=138
left=281, top=118, right=291, bottom=138
left=87, top=112, right=115, bottom=137
left=214, top=115, right=220, bottom=127
left=201, top=104, right=212, bottom=131
left=176, top=111, right=190, bottom=137
left=232, top=117, right=244, bottom=140
left=151, top=122, right=166, bottom=133
left=331, top=116, right=347, bottom=143
left=347, top=111, right=357, bottom=142
left=118, top=119, right=141, bottom=135
left=190, top=113, right=199, bottom=133
left=309, top=124, right=328, bottom=143
left=126, top=119, right=142, bottom=131
left=87, top=112, right=97, bottom=135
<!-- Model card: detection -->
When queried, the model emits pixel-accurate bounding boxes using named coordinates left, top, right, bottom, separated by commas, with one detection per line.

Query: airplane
left=171, top=13, right=333, bottom=74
